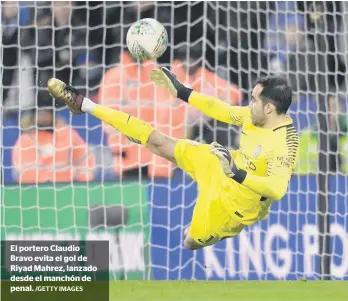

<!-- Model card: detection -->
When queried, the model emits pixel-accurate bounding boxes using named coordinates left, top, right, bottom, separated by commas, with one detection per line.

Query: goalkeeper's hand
left=150, top=67, right=192, bottom=102
left=209, top=142, right=235, bottom=178
left=210, top=142, right=247, bottom=184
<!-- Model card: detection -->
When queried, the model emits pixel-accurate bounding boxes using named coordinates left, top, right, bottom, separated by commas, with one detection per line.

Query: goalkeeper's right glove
left=209, top=142, right=247, bottom=184
left=150, top=67, right=193, bottom=102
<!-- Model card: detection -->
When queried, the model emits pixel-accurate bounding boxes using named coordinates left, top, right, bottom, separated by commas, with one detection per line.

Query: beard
left=251, top=114, right=265, bottom=127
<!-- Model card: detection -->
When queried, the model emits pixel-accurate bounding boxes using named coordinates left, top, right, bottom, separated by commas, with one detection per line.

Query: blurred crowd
left=2, top=1, right=348, bottom=183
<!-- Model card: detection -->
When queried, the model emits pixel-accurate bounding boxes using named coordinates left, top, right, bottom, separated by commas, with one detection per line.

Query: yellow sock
left=92, top=105, right=154, bottom=146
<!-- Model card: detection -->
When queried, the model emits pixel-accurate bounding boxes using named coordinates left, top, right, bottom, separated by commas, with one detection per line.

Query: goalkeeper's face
left=250, top=84, right=268, bottom=127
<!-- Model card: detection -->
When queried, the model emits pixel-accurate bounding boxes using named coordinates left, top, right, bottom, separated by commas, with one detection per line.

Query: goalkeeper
left=48, top=68, right=299, bottom=250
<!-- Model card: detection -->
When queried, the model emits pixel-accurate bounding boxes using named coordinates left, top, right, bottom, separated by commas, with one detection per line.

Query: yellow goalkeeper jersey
left=188, top=92, right=299, bottom=224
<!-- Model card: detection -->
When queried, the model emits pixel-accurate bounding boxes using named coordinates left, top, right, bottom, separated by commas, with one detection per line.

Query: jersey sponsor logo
left=253, top=145, right=262, bottom=158
left=241, top=152, right=257, bottom=171
left=277, top=156, right=292, bottom=168
left=248, top=161, right=256, bottom=171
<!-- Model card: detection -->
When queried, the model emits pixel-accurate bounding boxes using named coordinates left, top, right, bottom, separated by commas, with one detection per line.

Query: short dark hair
left=255, top=75, right=293, bottom=114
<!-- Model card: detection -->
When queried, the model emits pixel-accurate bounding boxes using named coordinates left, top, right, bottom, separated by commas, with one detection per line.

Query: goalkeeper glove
left=209, top=142, right=247, bottom=184
left=150, top=67, right=193, bottom=102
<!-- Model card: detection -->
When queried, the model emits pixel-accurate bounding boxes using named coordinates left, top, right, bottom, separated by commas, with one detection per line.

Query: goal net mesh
left=1, top=1, right=348, bottom=281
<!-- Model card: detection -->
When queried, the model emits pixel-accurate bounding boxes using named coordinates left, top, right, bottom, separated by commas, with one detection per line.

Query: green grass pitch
left=110, top=281, right=348, bottom=301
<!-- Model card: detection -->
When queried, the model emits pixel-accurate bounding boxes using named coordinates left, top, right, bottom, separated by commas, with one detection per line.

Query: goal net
left=1, top=1, right=348, bottom=281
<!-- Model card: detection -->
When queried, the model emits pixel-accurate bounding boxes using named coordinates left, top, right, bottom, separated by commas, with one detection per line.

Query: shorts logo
left=253, top=145, right=262, bottom=158
left=198, top=235, right=214, bottom=244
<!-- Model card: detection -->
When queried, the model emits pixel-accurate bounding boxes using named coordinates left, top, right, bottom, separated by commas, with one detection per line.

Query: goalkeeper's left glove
left=209, top=142, right=247, bottom=184
left=150, top=67, right=193, bottom=102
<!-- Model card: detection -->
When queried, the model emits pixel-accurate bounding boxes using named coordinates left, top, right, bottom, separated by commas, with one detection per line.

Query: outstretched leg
left=47, top=78, right=178, bottom=163
left=47, top=78, right=220, bottom=251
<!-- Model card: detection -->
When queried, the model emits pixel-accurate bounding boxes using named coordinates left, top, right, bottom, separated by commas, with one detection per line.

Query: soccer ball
left=126, top=18, right=168, bottom=60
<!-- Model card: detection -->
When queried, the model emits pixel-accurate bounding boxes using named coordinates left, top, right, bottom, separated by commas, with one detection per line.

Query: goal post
left=312, top=4, right=331, bottom=280
left=1, top=1, right=348, bottom=282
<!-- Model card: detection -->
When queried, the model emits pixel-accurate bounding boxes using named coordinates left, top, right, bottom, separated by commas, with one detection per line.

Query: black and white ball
left=127, top=18, right=168, bottom=60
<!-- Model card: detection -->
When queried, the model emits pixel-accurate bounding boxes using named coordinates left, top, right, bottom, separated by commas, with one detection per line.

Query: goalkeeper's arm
left=239, top=173, right=289, bottom=201
left=239, top=155, right=295, bottom=200
left=150, top=68, right=248, bottom=126
left=210, top=143, right=291, bottom=200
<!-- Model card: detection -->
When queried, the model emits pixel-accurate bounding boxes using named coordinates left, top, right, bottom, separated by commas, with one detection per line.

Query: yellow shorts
left=174, top=139, right=245, bottom=246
